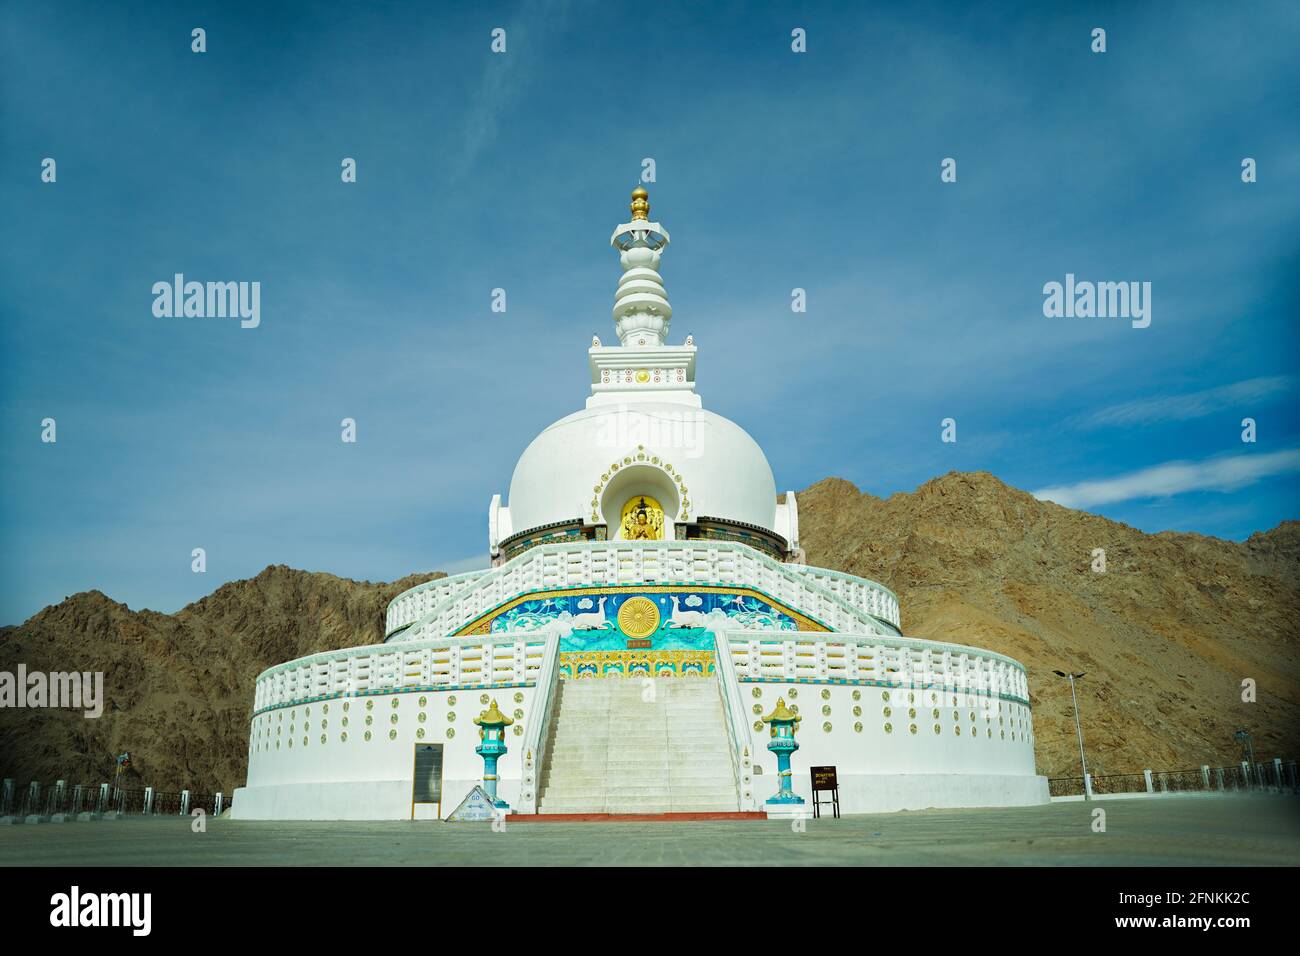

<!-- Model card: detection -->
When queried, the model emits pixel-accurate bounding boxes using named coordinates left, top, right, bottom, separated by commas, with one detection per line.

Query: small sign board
left=811, top=766, right=838, bottom=791
left=446, top=786, right=500, bottom=822
left=626, top=639, right=652, bottom=649
left=810, top=765, right=840, bottom=819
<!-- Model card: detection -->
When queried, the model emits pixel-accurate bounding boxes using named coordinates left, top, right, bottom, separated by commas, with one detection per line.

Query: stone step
left=556, top=698, right=722, bottom=703
left=546, top=749, right=731, bottom=760
left=549, top=738, right=730, bottom=749
left=552, top=715, right=721, bottom=724
left=538, top=800, right=740, bottom=814
left=550, top=726, right=727, bottom=737
left=553, top=723, right=728, bottom=728
left=544, top=760, right=734, bottom=771
left=563, top=697, right=723, bottom=703
left=545, top=756, right=732, bottom=769
left=540, top=676, right=739, bottom=815
left=557, top=689, right=721, bottom=695
left=540, top=784, right=737, bottom=798
left=548, top=739, right=730, bottom=751
left=540, top=775, right=743, bottom=790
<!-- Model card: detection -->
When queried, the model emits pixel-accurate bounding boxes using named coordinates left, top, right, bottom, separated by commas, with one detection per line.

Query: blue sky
left=2, top=0, right=1297, bottom=624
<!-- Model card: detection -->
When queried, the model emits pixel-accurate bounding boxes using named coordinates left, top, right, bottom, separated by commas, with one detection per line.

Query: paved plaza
left=1, top=795, right=1296, bottom=866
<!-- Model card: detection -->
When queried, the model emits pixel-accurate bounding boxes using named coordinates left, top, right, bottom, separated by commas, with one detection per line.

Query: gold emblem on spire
left=630, top=185, right=649, bottom=221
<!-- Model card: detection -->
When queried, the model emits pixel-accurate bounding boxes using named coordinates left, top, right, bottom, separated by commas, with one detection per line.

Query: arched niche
left=598, top=463, right=681, bottom=540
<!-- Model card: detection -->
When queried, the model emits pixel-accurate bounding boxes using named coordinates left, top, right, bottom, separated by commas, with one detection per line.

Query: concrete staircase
left=537, top=676, right=740, bottom=814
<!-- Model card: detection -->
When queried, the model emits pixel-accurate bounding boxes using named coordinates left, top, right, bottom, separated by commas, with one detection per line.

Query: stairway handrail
left=711, top=622, right=759, bottom=811
left=517, top=623, right=566, bottom=813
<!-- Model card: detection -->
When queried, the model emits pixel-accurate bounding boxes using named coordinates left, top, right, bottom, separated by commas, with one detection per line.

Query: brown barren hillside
left=0, top=566, right=442, bottom=796
left=1, top=471, right=1297, bottom=794
left=796, top=473, right=1300, bottom=777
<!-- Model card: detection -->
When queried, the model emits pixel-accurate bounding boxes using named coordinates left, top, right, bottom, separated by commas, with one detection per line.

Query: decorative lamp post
left=761, top=697, right=804, bottom=807
left=474, top=699, right=514, bottom=809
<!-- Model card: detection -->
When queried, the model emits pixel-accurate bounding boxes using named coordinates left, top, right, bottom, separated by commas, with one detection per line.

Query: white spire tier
left=589, top=187, right=697, bottom=408
left=610, top=186, right=672, bottom=347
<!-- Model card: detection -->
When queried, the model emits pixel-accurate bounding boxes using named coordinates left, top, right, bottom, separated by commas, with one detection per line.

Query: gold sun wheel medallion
left=617, top=597, right=661, bottom=640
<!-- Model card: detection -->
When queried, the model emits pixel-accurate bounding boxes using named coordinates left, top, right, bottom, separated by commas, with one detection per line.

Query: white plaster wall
left=739, top=682, right=1037, bottom=778
left=233, top=686, right=536, bottom=820
left=799, top=773, right=1050, bottom=814
left=732, top=682, right=1043, bottom=811
left=233, top=677, right=1045, bottom=819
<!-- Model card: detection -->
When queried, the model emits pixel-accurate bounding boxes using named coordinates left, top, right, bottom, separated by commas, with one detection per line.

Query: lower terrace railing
left=720, top=630, right=1031, bottom=705
left=1049, top=759, right=1299, bottom=798
left=0, top=777, right=228, bottom=821
left=253, top=633, right=549, bottom=714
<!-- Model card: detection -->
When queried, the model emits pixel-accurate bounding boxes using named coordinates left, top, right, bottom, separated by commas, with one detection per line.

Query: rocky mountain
left=1, top=471, right=1296, bottom=794
left=796, top=472, right=1300, bottom=777
left=0, top=567, right=441, bottom=796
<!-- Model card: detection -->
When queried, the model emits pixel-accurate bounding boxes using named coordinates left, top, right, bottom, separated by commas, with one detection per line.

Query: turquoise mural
left=488, top=589, right=800, bottom=643
left=561, top=624, right=714, bottom=653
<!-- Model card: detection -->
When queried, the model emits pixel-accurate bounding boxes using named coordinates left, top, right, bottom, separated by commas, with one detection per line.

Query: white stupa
left=494, top=186, right=788, bottom=560
left=232, top=189, right=1048, bottom=820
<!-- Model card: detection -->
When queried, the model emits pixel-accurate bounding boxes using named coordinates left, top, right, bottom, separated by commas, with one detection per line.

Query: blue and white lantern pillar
left=762, top=697, right=806, bottom=818
left=474, top=700, right=514, bottom=809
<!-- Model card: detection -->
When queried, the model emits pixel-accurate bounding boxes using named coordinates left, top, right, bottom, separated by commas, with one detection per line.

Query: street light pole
left=1054, top=670, right=1089, bottom=799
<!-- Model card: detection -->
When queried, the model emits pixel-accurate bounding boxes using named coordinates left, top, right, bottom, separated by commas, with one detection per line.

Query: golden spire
left=630, top=185, right=649, bottom=221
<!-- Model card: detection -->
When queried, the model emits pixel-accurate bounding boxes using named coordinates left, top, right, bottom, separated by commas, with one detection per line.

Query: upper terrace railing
left=719, top=629, right=1031, bottom=704
left=252, top=633, right=548, bottom=714
left=387, top=541, right=901, bottom=644
left=385, top=570, right=491, bottom=635
left=785, top=564, right=900, bottom=630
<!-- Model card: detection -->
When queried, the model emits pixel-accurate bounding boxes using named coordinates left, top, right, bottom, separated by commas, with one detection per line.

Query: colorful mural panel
left=484, top=588, right=803, bottom=641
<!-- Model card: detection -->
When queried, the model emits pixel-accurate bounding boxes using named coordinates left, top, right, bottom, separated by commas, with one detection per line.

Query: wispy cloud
left=1073, top=377, right=1295, bottom=429
left=449, top=0, right=575, bottom=183
left=1033, top=449, right=1300, bottom=509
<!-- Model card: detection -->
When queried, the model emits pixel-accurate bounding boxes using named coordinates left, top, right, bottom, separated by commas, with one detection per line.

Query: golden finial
left=473, top=699, right=513, bottom=727
left=762, top=697, right=801, bottom=725
left=630, top=185, right=649, bottom=221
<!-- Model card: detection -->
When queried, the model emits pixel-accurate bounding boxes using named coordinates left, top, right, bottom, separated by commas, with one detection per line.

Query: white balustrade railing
left=388, top=541, right=898, bottom=644
left=785, top=564, right=900, bottom=628
left=252, top=633, right=549, bottom=715
left=719, top=630, right=1030, bottom=704
left=712, top=630, right=761, bottom=811
left=517, top=624, right=566, bottom=814
left=385, top=570, right=492, bottom=635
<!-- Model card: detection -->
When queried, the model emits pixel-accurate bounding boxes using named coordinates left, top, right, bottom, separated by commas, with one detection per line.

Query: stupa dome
left=506, top=401, right=778, bottom=538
